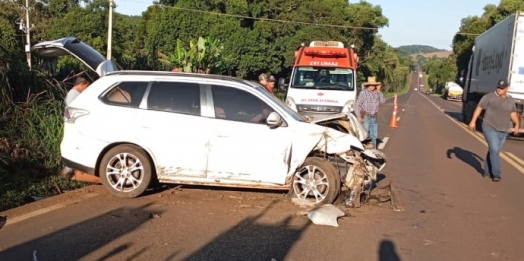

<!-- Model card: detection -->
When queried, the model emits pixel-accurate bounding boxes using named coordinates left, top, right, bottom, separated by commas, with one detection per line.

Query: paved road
left=424, top=92, right=524, bottom=173
left=376, top=72, right=418, bottom=149
left=2, top=72, right=524, bottom=261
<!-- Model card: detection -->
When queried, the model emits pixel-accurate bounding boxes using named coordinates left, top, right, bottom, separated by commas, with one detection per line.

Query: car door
left=205, top=84, right=292, bottom=185
left=135, top=80, right=209, bottom=178
left=32, top=37, right=119, bottom=76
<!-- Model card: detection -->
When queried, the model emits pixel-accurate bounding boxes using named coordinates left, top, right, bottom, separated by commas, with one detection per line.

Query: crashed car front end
left=293, top=111, right=387, bottom=208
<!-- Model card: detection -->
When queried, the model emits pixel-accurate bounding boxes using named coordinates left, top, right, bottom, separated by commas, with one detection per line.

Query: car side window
left=102, top=81, right=148, bottom=108
left=147, top=82, right=201, bottom=116
left=210, top=85, right=274, bottom=124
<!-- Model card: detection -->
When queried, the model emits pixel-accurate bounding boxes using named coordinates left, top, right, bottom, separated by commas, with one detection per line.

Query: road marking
left=33, top=250, right=38, bottom=261
left=378, top=137, right=389, bottom=150
left=4, top=193, right=99, bottom=227
left=506, top=152, right=524, bottom=168
left=421, top=94, right=524, bottom=175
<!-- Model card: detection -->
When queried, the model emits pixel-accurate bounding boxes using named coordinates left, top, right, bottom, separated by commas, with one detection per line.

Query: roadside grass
left=0, top=71, right=86, bottom=212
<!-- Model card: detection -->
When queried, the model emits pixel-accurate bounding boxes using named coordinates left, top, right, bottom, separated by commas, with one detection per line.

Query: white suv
left=33, top=37, right=386, bottom=206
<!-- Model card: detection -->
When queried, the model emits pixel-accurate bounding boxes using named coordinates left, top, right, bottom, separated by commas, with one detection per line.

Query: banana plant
left=160, top=36, right=225, bottom=74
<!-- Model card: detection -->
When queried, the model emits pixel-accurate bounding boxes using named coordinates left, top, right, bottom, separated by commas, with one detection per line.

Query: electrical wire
left=118, top=0, right=482, bottom=35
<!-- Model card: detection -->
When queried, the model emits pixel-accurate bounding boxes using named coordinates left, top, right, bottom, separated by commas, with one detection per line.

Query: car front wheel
left=99, top=144, right=153, bottom=198
left=291, top=157, right=340, bottom=205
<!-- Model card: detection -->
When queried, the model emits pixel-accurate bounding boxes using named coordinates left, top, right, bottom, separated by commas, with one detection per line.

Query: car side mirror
left=266, top=112, right=282, bottom=128
left=278, top=77, right=287, bottom=92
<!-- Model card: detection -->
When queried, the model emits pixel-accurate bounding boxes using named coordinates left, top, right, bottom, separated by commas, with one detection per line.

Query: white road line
left=4, top=193, right=99, bottom=227
left=378, top=137, right=389, bottom=150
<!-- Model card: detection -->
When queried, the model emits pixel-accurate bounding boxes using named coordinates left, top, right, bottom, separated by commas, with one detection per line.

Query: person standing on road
left=355, top=76, right=385, bottom=149
left=468, top=79, right=520, bottom=182
left=61, top=75, right=92, bottom=179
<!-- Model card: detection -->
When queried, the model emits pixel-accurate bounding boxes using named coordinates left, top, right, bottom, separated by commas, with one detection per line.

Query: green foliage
left=396, top=45, right=446, bottom=55
left=421, top=55, right=458, bottom=94
left=159, top=36, right=226, bottom=73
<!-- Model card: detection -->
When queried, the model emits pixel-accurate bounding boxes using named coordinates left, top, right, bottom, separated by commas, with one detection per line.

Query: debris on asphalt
left=306, top=204, right=347, bottom=227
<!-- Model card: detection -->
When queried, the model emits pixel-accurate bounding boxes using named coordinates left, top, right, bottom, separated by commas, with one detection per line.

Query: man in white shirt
left=65, top=76, right=91, bottom=106
left=61, top=76, right=91, bottom=179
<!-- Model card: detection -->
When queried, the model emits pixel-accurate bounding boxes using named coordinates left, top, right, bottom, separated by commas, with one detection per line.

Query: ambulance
left=278, top=40, right=359, bottom=120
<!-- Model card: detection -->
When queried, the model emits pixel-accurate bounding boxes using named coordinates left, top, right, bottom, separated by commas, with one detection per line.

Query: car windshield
left=290, top=67, right=355, bottom=91
left=244, top=81, right=306, bottom=122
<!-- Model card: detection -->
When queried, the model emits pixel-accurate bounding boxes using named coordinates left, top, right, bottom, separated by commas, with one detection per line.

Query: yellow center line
left=506, top=152, right=524, bottom=168
left=421, top=93, right=524, bottom=175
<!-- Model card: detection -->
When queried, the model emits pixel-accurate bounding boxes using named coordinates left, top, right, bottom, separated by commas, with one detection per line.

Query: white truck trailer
left=462, top=12, right=524, bottom=135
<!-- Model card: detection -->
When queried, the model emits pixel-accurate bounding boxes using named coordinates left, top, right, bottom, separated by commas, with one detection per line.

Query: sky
left=113, top=0, right=499, bottom=50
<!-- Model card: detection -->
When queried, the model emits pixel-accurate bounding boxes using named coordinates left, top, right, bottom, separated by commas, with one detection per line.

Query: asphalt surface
left=1, top=72, right=524, bottom=260
left=424, top=92, right=524, bottom=162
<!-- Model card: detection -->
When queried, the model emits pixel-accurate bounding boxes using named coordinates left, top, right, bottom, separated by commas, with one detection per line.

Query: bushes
left=0, top=70, right=86, bottom=212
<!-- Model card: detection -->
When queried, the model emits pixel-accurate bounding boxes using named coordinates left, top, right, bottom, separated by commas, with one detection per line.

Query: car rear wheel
left=291, top=157, right=340, bottom=205
left=99, top=145, right=152, bottom=198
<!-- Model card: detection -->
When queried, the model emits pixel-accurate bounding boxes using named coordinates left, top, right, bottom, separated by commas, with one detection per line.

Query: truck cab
left=278, top=41, right=359, bottom=120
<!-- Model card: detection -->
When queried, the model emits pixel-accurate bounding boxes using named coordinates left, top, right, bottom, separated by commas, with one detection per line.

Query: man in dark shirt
left=468, top=79, right=520, bottom=182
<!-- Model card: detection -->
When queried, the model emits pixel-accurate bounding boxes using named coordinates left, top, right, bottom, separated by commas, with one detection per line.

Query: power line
left=119, top=0, right=379, bottom=30
left=121, top=0, right=482, bottom=36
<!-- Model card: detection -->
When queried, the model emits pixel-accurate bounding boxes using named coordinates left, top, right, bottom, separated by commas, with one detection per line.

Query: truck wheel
left=99, top=145, right=153, bottom=198
left=290, top=157, right=340, bottom=205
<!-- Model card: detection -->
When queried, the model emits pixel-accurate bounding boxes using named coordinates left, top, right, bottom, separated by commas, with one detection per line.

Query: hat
left=268, top=75, right=276, bottom=82
left=259, top=73, right=268, bottom=81
left=363, top=76, right=382, bottom=86
left=497, top=79, right=509, bottom=88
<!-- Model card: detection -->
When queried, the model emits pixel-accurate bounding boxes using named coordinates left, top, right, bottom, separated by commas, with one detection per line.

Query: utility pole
left=25, top=0, right=31, bottom=70
left=18, top=0, right=33, bottom=70
left=107, top=0, right=115, bottom=60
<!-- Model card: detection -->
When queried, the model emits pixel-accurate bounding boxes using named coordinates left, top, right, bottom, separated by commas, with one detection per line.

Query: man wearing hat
left=468, top=79, right=520, bottom=182
left=355, top=76, right=385, bottom=148
left=267, top=75, right=276, bottom=93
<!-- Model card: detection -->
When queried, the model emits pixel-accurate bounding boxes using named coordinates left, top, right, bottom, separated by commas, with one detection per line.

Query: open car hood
left=32, top=37, right=119, bottom=77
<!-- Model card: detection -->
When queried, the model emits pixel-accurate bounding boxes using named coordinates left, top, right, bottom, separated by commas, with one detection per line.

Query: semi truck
left=277, top=40, right=359, bottom=121
left=462, top=12, right=524, bottom=135
left=445, top=81, right=463, bottom=101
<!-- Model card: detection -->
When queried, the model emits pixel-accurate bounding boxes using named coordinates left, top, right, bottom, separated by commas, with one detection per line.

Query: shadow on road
left=378, top=239, right=401, bottom=261
left=0, top=203, right=162, bottom=261
left=446, top=147, right=485, bottom=176
left=179, top=200, right=310, bottom=261
left=444, top=111, right=463, bottom=122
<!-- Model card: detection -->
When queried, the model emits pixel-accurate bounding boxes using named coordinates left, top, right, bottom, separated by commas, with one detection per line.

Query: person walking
left=355, top=76, right=385, bottom=149
left=468, top=79, right=520, bottom=182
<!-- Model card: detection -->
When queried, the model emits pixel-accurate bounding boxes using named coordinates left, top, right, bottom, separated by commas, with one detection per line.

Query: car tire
left=290, top=157, right=340, bottom=205
left=99, top=144, right=153, bottom=198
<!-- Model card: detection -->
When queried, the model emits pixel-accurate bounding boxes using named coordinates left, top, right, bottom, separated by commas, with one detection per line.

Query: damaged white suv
left=34, top=37, right=386, bottom=206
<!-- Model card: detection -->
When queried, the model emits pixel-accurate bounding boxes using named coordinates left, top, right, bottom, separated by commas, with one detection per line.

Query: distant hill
left=422, top=51, right=453, bottom=58
left=396, top=45, right=447, bottom=55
